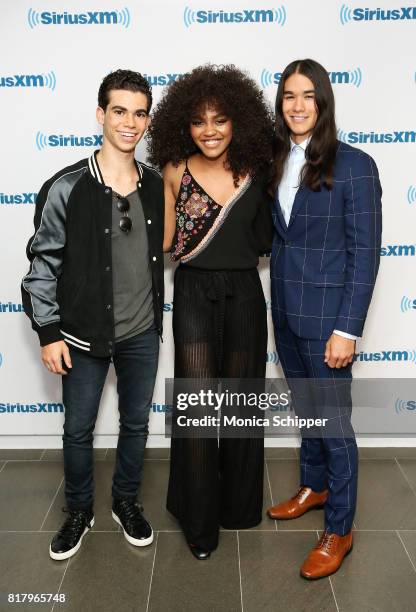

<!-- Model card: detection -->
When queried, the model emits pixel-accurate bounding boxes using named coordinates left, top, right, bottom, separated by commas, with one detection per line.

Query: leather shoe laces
left=316, top=531, right=337, bottom=554
left=59, top=508, right=92, bottom=543
left=116, top=500, right=146, bottom=529
left=293, top=487, right=310, bottom=503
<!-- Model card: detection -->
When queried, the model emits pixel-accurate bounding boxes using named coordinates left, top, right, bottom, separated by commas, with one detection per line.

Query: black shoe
left=188, top=543, right=211, bottom=560
left=112, top=498, right=153, bottom=547
left=49, top=508, right=94, bottom=561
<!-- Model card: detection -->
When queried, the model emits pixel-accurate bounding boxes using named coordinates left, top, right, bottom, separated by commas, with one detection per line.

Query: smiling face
left=96, top=89, right=150, bottom=154
left=189, top=104, right=233, bottom=161
left=282, top=72, right=318, bottom=144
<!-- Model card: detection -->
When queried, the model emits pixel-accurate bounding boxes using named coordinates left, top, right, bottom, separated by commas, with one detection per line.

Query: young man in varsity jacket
left=21, top=70, right=164, bottom=560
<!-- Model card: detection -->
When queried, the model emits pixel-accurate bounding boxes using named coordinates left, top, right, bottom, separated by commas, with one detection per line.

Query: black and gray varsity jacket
left=21, top=153, right=164, bottom=357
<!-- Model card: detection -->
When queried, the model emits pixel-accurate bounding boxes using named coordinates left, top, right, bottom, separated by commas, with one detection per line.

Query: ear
left=96, top=106, right=105, bottom=126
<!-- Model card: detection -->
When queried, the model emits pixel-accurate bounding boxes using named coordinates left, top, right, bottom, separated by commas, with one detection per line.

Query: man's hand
left=324, top=334, right=355, bottom=369
left=41, top=340, right=72, bottom=375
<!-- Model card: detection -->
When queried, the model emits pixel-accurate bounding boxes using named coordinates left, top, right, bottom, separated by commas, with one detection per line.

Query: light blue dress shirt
left=278, top=138, right=357, bottom=341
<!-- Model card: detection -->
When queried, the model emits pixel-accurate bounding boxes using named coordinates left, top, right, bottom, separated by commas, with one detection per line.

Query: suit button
left=106, top=304, right=112, bottom=310
left=104, top=228, right=110, bottom=234
left=152, top=256, right=157, bottom=262
left=105, top=188, right=110, bottom=194
left=147, top=219, right=152, bottom=224
left=105, top=266, right=110, bottom=272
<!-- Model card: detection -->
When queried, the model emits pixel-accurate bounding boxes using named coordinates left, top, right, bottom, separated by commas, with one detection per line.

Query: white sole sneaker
left=49, top=517, right=95, bottom=561
left=112, top=511, right=154, bottom=546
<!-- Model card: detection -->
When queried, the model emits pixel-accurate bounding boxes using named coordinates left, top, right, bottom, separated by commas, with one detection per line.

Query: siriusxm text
left=1, top=75, right=47, bottom=87
left=0, top=402, right=64, bottom=413
left=36, top=11, right=120, bottom=25
left=341, top=131, right=416, bottom=144
left=352, top=7, right=416, bottom=21
left=355, top=351, right=413, bottom=362
left=194, top=9, right=278, bottom=23
left=0, top=193, right=37, bottom=205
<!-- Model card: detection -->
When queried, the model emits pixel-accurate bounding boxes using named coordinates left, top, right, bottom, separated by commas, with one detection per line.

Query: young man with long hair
left=22, top=70, right=164, bottom=560
left=267, top=59, right=382, bottom=578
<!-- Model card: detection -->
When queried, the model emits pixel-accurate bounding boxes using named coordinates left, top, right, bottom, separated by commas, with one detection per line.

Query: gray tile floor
left=1, top=448, right=416, bottom=611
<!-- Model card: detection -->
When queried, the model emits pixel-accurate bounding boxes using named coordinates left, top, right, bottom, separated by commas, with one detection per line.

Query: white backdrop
left=0, top=0, right=415, bottom=447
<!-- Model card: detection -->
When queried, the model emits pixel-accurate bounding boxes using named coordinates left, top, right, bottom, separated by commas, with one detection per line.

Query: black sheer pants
left=167, top=265, right=267, bottom=551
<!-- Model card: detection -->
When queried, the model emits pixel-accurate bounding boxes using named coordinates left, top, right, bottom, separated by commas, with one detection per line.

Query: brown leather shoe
left=300, top=531, right=353, bottom=580
left=267, top=487, right=327, bottom=520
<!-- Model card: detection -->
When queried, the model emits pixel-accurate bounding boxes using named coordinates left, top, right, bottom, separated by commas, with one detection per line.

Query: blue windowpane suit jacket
left=271, top=140, right=382, bottom=340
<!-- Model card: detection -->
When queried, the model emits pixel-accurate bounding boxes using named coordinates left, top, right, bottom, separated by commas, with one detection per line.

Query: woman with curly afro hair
left=147, top=64, right=275, bottom=560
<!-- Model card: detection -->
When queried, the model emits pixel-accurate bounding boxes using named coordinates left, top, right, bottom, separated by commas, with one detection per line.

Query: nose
left=293, top=96, right=305, bottom=112
left=203, top=121, right=217, bottom=136
left=123, top=112, right=135, bottom=127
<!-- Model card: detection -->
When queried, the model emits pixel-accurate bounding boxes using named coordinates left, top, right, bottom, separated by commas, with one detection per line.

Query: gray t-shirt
left=111, top=190, right=154, bottom=342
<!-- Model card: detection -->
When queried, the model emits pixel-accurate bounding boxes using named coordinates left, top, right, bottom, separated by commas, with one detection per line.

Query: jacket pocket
left=313, top=273, right=345, bottom=287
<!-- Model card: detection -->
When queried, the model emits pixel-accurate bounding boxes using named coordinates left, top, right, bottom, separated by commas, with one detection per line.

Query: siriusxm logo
left=401, top=296, right=416, bottom=313
left=380, top=244, right=416, bottom=256
left=183, top=6, right=287, bottom=27
left=355, top=350, right=416, bottom=363
left=408, top=185, right=416, bottom=205
left=144, top=73, right=182, bottom=86
left=36, top=132, right=102, bottom=150
left=163, top=302, right=173, bottom=312
left=152, top=403, right=172, bottom=413
left=267, top=351, right=280, bottom=365
left=340, top=4, right=416, bottom=24
left=338, top=129, right=416, bottom=144
left=261, top=68, right=362, bottom=89
left=0, top=402, right=64, bottom=414
left=0, top=71, right=56, bottom=91
left=395, top=398, right=416, bottom=414
left=0, top=193, right=37, bottom=205
left=28, top=8, right=130, bottom=28
left=0, top=302, right=24, bottom=312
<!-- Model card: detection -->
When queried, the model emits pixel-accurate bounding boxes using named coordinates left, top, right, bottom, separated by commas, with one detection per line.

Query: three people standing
left=22, top=60, right=381, bottom=580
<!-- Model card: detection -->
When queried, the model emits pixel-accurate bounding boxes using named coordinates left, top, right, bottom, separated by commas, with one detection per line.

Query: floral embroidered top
left=171, top=160, right=274, bottom=270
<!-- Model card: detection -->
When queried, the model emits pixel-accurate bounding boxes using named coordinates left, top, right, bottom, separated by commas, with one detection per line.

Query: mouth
left=201, top=138, right=223, bottom=148
left=118, top=131, right=138, bottom=141
left=290, top=116, right=308, bottom=124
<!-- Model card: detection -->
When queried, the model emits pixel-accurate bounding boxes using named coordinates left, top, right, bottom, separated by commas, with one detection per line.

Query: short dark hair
left=98, top=69, right=152, bottom=112
left=270, top=58, right=337, bottom=193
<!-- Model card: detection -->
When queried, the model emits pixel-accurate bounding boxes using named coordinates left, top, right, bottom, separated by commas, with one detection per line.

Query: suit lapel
left=288, top=185, right=310, bottom=228
left=272, top=192, right=288, bottom=236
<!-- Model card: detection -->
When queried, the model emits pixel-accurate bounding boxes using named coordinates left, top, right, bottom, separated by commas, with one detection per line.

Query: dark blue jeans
left=62, top=327, right=159, bottom=510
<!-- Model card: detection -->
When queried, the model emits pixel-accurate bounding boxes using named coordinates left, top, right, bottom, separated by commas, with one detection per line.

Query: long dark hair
left=270, top=59, right=338, bottom=194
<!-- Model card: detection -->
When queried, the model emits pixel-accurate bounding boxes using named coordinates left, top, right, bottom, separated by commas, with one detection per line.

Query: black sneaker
left=49, top=508, right=94, bottom=561
left=112, top=498, right=153, bottom=546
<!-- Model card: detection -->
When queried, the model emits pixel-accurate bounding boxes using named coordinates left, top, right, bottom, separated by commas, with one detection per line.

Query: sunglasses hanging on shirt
left=116, top=195, right=132, bottom=233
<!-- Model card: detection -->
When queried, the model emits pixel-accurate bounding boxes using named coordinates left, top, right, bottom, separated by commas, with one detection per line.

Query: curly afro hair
left=146, top=64, right=274, bottom=180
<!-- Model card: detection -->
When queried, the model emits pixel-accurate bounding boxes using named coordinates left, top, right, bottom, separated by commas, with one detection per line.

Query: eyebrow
left=191, top=112, right=228, bottom=119
left=111, top=105, right=148, bottom=114
left=283, top=89, right=315, bottom=95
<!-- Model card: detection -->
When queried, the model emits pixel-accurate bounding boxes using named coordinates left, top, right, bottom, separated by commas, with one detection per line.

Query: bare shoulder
left=164, top=160, right=185, bottom=175
left=163, top=161, right=186, bottom=192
